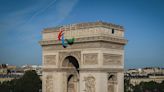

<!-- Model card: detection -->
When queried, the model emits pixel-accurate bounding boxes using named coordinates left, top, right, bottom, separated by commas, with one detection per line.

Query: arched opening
left=62, top=56, right=80, bottom=92
left=67, top=74, right=78, bottom=92
left=108, top=74, right=117, bottom=92
left=62, top=56, right=79, bottom=73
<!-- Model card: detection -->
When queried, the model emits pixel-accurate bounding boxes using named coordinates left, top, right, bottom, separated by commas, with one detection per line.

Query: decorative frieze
left=42, top=67, right=124, bottom=72
left=40, top=36, right=127, bottom=46
left=103, top=53, right=122, bottom=65
left=43, top=21, right=124, bottom=33
left=83, top=53, right=98, bottom=65
left=44, top=55, right=56, bottom=65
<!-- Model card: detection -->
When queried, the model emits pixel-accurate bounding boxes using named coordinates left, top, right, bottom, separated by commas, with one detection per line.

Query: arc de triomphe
left=39, top=21, right=127, bottom=92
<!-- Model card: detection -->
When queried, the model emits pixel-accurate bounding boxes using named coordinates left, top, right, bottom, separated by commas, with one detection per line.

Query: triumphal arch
left=39, top=21, right=127, bottom=92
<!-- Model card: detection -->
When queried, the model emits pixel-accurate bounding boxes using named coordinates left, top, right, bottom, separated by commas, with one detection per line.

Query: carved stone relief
left=46, top=75, right=53, bottom=92
left=44, top=55, right=56, bottom=65
left=83, top=53, right=98, bottom=65
left=84, top=76, right=96, bottom=92
left=103, top=53, right=122, bottom=65
left=42, top=41, right=123, bottom=51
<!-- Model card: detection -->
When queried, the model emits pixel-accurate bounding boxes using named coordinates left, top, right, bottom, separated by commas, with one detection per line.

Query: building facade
left=39, top=21, right=127, bottom=92
left=125, top=67, right=164, bottom=86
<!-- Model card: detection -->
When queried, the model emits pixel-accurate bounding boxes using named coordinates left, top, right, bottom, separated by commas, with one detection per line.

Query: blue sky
left=0, top=0, right=164, bottom=69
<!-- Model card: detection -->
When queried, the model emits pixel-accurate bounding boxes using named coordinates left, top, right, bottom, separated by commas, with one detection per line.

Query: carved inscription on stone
left=83, top=53, right=98, bottom=65
left=103, top=53, right=122, bottom=65
left=46, top=75, right=53, bottom=92
left=84, top=76, right=96, bottom=92
left=44, top=55, right=56, bottom=65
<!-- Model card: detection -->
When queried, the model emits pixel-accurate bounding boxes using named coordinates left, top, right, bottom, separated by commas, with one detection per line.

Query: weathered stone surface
left=108, top=73, right=117, bottom=92
left=103, top=53, right=122, bottom=65
left=40, top=36, right=127, bottom=46
left=59, top=51, right=81, bottom=66
left=40, top=21, right=127, bottom=92
left=42, top=42, right=124, bottom=51
left=83, top=53, right=98, bottom=65
left=43, top=21, right=124, bottom=33
left=45, top=75, right=53, bottom=92
left=44, top=55, right=56, bottom=65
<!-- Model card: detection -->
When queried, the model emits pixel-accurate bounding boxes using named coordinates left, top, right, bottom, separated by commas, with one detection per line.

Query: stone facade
left=40, top=21, right=127, bottom=92
left=83, top=53, right=98, bottom=65
left=44, top=55, right=56, bottom=65
left=45, top=75, right=53, bottom=92
left=103, top=53, right=122, bottom=65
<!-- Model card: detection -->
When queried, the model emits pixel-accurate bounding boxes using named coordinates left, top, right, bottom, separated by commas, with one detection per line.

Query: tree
left=124, top=78, right=133, bottom=92
left=158, top=80, right=164, bottom=92
left=0, top=70, right=42, bottom=92
left=15, top=70, right=42, bottom=92
left=133, top=81, right=163, bottom=92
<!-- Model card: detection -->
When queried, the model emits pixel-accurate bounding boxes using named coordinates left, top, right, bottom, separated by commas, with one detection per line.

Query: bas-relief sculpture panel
left=46, top=75, right=53, bottom=92
left=83, top=53, right=98, bottom=65
left=44, top=55, right=56, bottom=65
left=84, top=76, right=96, bottom=92
left=103, top=53, right=122, bottom=65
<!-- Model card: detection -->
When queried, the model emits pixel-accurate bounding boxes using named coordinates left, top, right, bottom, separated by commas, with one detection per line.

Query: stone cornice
left=42, top=67, right=124, bottom=72
left=39, top=36, right=127, bottom=46
left=43, top=21, right=124, bottom=33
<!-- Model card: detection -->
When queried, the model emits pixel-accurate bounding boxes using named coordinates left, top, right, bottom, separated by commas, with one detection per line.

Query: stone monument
left=39, top=21, right=127, bottom=92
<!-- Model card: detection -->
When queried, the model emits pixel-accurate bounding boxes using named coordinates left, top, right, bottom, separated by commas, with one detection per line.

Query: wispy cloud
left=54, top=0, right=78, bottom=24
left=27, top=0, right=58, bottom=23
left=0, top=0, right=78, bottom=38
left=0, top=0, right=79, bottom=65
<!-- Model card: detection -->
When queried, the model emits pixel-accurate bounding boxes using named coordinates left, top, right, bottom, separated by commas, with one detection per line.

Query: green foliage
left=124, top=78, right=134, bottom=92
left=0, top=70, right=42, bottom=92
left=124, top=79, right=164, bottom=92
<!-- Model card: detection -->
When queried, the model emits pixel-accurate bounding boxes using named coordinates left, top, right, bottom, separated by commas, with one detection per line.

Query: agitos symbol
left=58, top=30, right=75, bottom=48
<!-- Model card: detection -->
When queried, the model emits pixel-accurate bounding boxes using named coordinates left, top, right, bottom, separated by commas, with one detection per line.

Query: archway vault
left=61, top=56, right=80, bottom=92
left=61, top=55, right=80, bottom=73
left=58, top=51, right=81, bottom=69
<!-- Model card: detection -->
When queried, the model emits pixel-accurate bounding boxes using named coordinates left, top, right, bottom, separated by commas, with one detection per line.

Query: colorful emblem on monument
left=58, top=30, right=75, bottom=48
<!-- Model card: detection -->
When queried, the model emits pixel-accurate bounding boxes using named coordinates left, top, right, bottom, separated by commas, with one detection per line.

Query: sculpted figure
left=84, top=76, right=95, bottom=92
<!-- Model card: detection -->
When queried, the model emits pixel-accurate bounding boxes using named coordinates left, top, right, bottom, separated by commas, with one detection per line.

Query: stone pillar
left=55, top=72, right=67, bottom=92
left=117, top=72, right=124, bottom=92
left=96, top=73, right=108, bottom=92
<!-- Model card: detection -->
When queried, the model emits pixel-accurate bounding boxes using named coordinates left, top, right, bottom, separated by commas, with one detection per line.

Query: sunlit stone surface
left=39, top=21, right=127, bottom=92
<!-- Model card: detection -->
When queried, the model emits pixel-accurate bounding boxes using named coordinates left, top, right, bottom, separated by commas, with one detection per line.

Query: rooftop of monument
left=43, top=21, right=124, bottom=33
